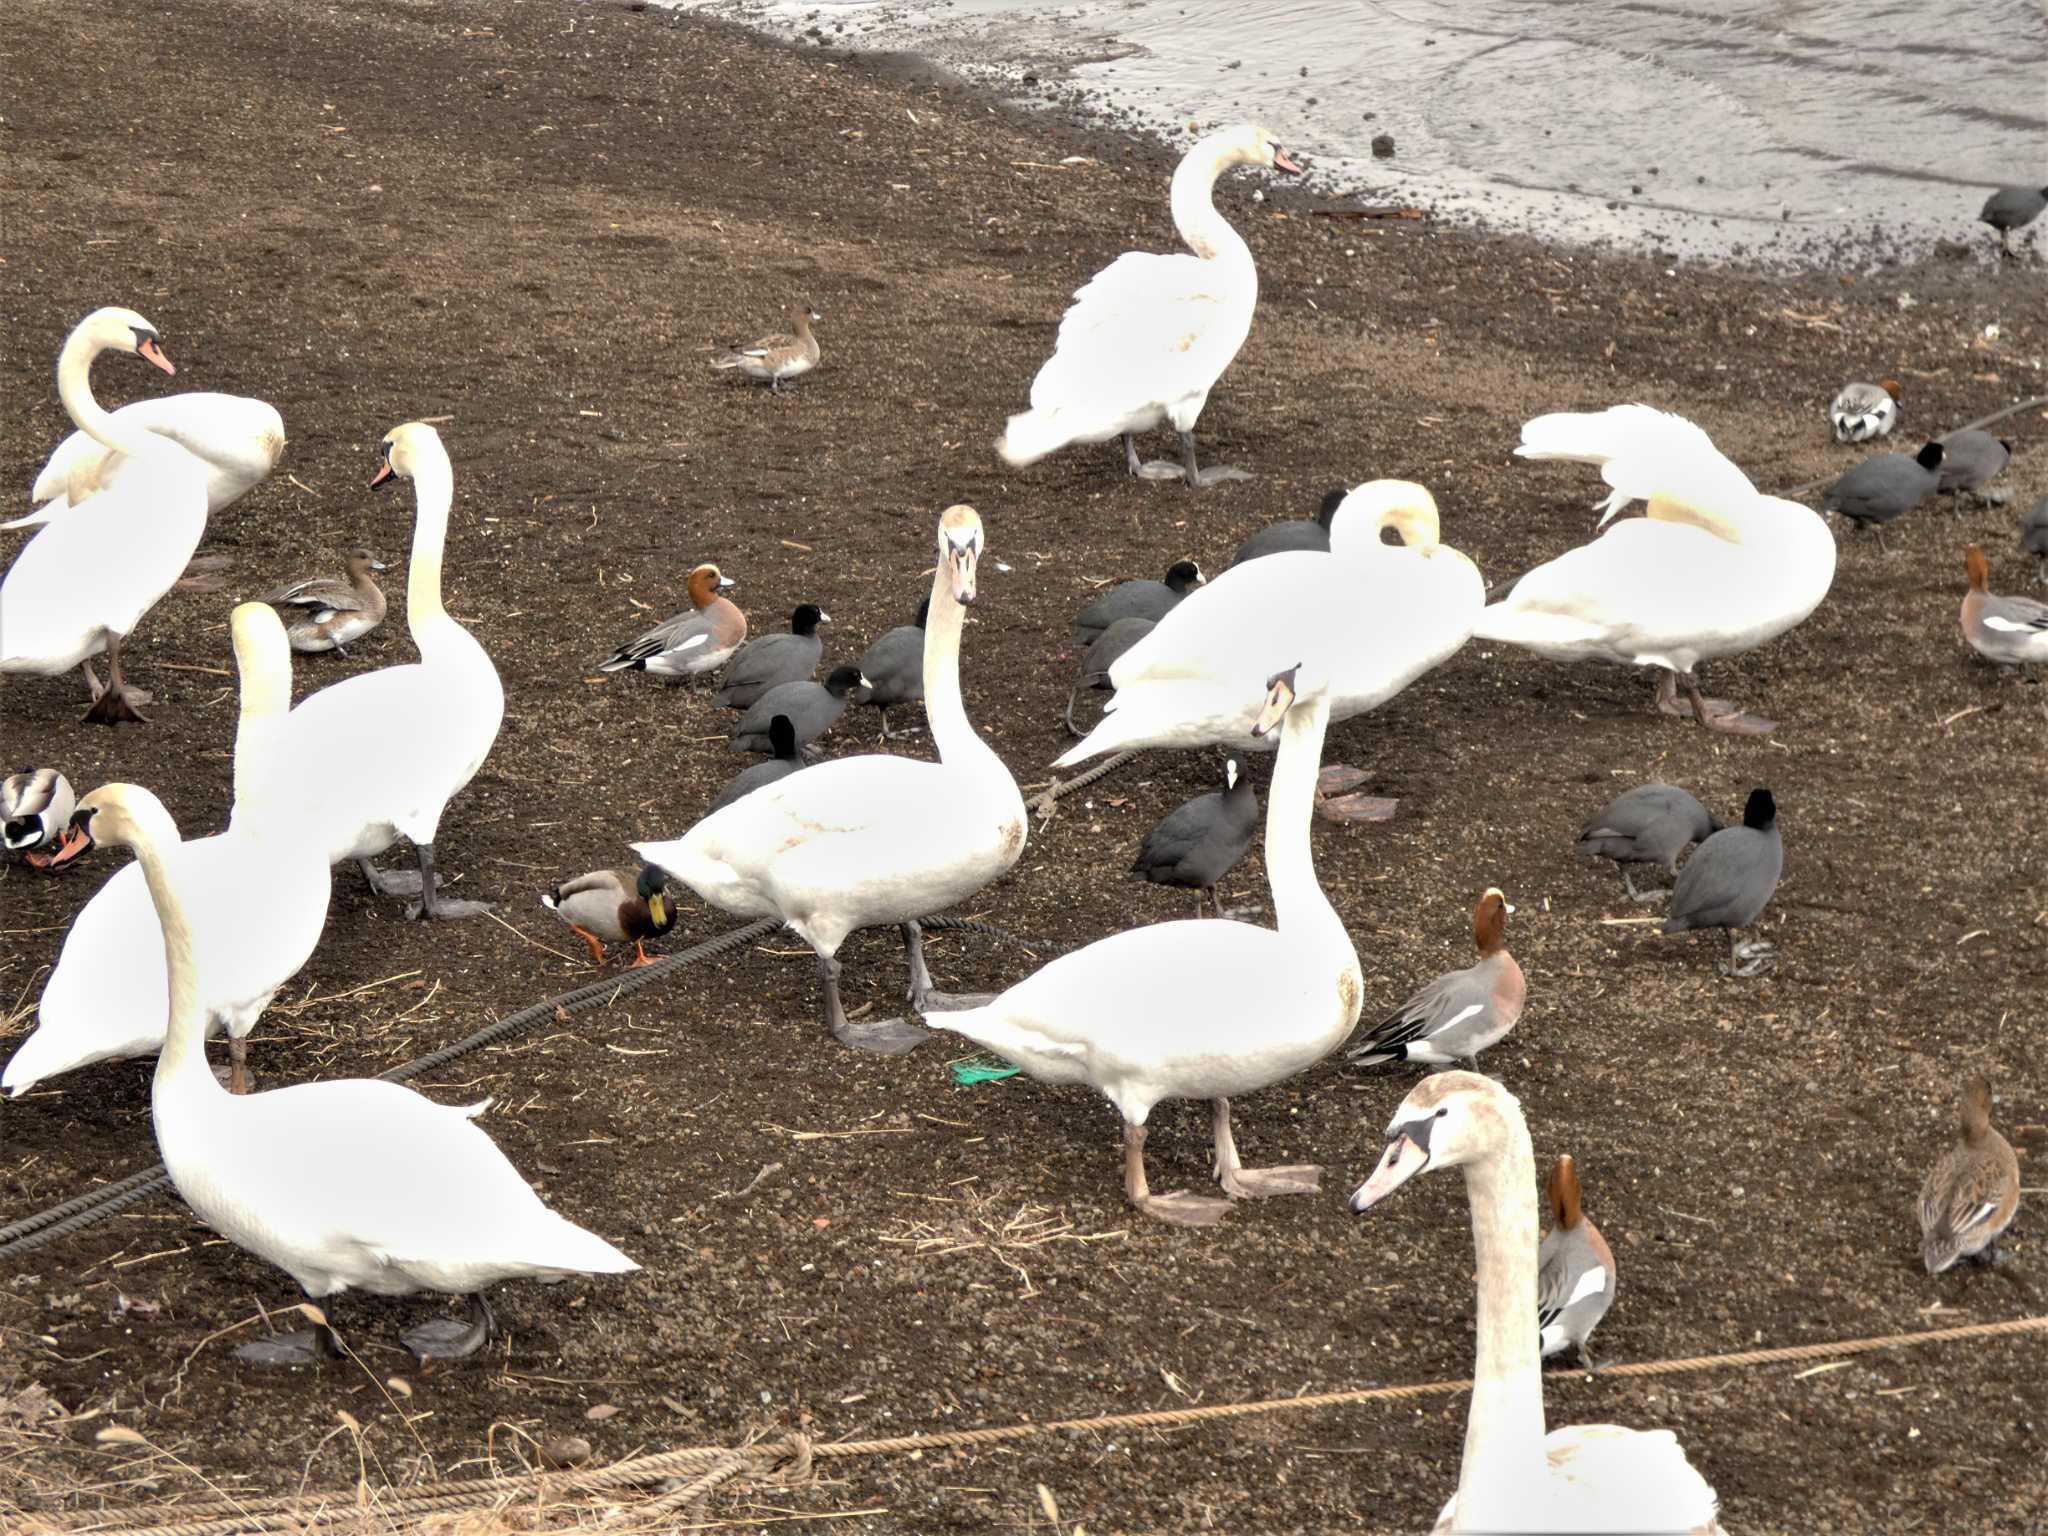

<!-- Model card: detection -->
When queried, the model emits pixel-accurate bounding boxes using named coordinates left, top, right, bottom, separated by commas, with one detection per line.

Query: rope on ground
left=1028, top=747, right=1143, bottom=820
left=1777, top=390, right=2047, bottom=499
left=41, top=1314, right=2045, bottom=1535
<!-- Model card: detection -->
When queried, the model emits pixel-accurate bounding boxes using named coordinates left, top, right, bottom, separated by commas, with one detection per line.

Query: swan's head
left=256, top=403, right=288, bottom=470
left=1328, top=480, right=1441, bottom=555
left=1250, top=663, right=1329, bottom=737
left=938, top=504, right=984, bottom=606
left=687, top=564, right=736, bottom=608
left=64, top=783, right=180, bottom=865
left=370, top=421, right=446, bottom=489
left=230, top=602, right=293, bottom=722
left=1208, top=123, right=1305, bottom=177
left=1349, top=1072, right=1520, bottom=1213
left=77, top=306, right=175, bottom=375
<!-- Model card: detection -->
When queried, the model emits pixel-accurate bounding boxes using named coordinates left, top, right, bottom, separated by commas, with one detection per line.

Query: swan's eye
left=1435, top=1107, right=1448, bottom=1119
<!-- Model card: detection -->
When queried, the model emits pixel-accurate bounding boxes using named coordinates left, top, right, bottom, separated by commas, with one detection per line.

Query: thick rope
left=1029, top=747, right=1143, bottom=819
left=37, top=1314, right=2045, bottom=1535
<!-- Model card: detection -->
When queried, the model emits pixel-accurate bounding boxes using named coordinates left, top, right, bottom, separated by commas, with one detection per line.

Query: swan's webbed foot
left=1211, top=1097, right=1322, bottom=1199
left=1135, top=458, right=1189, bottom=482
left=359, top=859, right=424, bottom=897
left=1124, top=1119, right=1231, bottom=1225
left=1190, top=465, right=1253, bottom=488
left=402, top=1294, right=495, bottom=1362
left=1666, top=669, right=1777, bottom=735
left=81, top=686, right=152, bottom=726
left=175, top=553, right=233, bottom=593
left=403, top=844, right=492, bottom=921
left=820, top=951, right=930, bottom=1055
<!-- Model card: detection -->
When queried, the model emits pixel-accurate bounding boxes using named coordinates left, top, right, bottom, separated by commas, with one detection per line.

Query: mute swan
left=635, top=505, right=1026, bottom=1055
left=275, top=422, right=504, bottom=920
left=1056, top=480, right=1480, bottom=761
left=598, top=563, right=747, bottom=685
left=265, top=549, right=388, bottom=655
left=2, top=769, right=75, bottom=868
left=11, top=391, right=284, bottom=531
left=3, top=604, right=330, bottom=1098
left=1918, top=1078, right=2020, bottom=1275
left=542, top=865, right=675, bottom=968
left=997, top=124, right=1303, bottom=488
left=715, top=602, right=828, bottom=709
left=1477, top=405, right=1837, bottom=735
left=940, top=663, right=1357, bottom=1225
left=1352, top=1073, right=1725, bottom=1533
left=63, top=782, right=636, bottom=1364
left=0, top=308, right=209, bottom=723
left=712, top=305, right=822, bottom=392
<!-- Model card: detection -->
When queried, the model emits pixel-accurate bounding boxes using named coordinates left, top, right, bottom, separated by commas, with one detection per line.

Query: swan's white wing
left=1518, top=405, right=1755, bottom=527
left=30, top=395, right=283, bottom=514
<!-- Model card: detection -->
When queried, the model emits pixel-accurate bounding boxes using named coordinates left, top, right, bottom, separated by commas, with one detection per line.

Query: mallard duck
left=597, top=563, right=747, bottom=685
left=1828, top=379, right=1899, bottom=444
left=1352, top=1075, right=1724, bottom=1533
left=711, top=305, right=821, bottom=392
left=1072, top=560, right=1203, bottom=646
left=997, top=124, right=1303, bottom=487
left=1348, top=889, right=1523, bottom=1069
left=1538, top=1154, right=1616, bottom=1370
left=1919, top=1078, right=2021, bottom=1274
left=264, top=550, right=388, bottom=655
left=541, top=865, right=675, bottom=968
left=1, top=768, right=76, bottom=868
left=715, top=602, right=827, bottom=709
left=1663, top=789, right=1782, bottom=977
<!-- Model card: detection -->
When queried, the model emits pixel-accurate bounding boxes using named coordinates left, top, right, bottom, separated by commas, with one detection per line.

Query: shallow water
left=676, top=0, right=2048, bottom=267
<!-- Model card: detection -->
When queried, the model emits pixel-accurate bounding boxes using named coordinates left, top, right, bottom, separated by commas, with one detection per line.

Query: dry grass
left=875, top=1186, right=1127, bottom=1299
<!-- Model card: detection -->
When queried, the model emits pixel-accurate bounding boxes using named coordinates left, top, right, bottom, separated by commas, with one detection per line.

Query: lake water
left=671, top=0, right=2048, bottom=268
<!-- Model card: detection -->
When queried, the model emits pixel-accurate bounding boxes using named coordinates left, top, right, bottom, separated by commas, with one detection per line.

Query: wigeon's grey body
left=1537, top=1154, right=1616, bottom=1370
left=1229, top=488, right=1344, bottom=567
left=1936, top=430, right=2012, bottom=503
left=1575, top=783, right=1722, bottom=903
left=1979, top=183, right=2047, bottom=254
left=1828, top=379, right=1899, bottom=444
left=715, top=602, right=827, bottom=709
left=1960, top=543, right=2048, bottom=666
left=1663, top=788, right=1782, bottom=976
left=1129, top=756, right=1259, bottom=918
left=709, top=714, right=805, bottom=813
left=599, top=564, right=747, bottom=683
left=1349, top=889, right=1524, bottom=1068
left=853, top=597, right=928, bottom=741
left=711, top=305, right=821, bottom=392
left=1919, top=1078, right=2021, bottom=1274
left=730, top=665, right=862, bottom=755
left=1064, top=615, right=1153, bottom=735
left=1072, top=559, right=1203, bottom=646
left=1822, top=442, right=1944, bottom=541
left=265, top=551, right=388, bottom=655
left=2019, top=496, right=2048, bottom=585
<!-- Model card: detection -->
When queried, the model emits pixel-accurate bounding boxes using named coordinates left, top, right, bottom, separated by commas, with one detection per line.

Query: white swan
left=8, top=392, right=284, bottom=530
left=0, top=308, right=209, bottom=723
left=3, top=604, right=331, bottom=1097
left=635, top=505, right=1026, bottom=1056
left=940, top=663, right=1359, bottom=1226
left=62, top=781, right=636, bottom=1365
left=1352, top=1072, right=1725, bottom=1534
left=1474, top=405, right=1837, bottom=735
left=274, top=422, right=504, bottom=919
left=1056, top=481, right=1480, bottom=762
left=997, top=123, right=1303, bottom=488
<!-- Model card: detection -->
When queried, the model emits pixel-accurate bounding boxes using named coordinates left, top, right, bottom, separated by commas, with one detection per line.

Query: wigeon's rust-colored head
left=1879, top=377, right=1903, bottom=402
left=1958, top=1078, right=1995, bottom=1144
left=1965, top=543, right=1990, bottom=594
left=686, top=563, right=735, bottom=609
left=1473, top=887, right=1512, bottom=956
left=1548, top=1154, right=1584, bottom=1230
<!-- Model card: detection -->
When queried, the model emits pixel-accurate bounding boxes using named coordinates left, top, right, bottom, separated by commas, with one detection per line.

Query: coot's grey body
left=1664, top=788, right=1783, bottom=976
left=2019, top=496, right=2048, bottom=584
left=1980, top=184, right=2048, bottom=254
left=1129, top=756, right=1259, bottom=917
left=853, top=596, right=928, bottom=740
left=715, top=603, right=827, bottom=709
left=1228, top=488, right=1344, bottom=568
left=709, top=715, right=805, bottom=812
left=1575, top=783, right=1722, bottom=902
left=1072, top=559, right=1202, bottom=646
left=1822, top=442, right=1945, bottom=537
left=1064, top=616, right=1154, bottom=735
left=730, top=665, right=862, bottom=755
left=1936, top=431, right=2012, bottom=503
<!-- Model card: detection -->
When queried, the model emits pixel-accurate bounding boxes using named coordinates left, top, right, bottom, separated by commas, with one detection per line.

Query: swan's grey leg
left=82, top=632, right=152, bottom=725
left=405, top=841, right=493, bottom=921
left=1063, top=681, right=1085, bottom=736
left=1122, top=433, right=1144, bottom=476
left=902, top=920, right=936, bottom=1010
left=359, top=857, right=423, bottom=897
left=78, top=657, right=105, bottom=703
left=1209, top=1096, right=1322, bottom=1197
left=1178, top=430, right=1253, bottom=489
left=235, top=1296, right=346, bottom=1366
left=825, top=950, right=930, bottom=1055
left=402, top=1293, right=496, bottom=1362
left=1124, top=1119, right=1231, bottom=1225
left=1677, top=669, right=1775, bottom=736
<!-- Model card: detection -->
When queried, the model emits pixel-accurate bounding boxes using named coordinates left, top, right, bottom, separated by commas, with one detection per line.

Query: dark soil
left=2, top=1, right=2045, bottom=1531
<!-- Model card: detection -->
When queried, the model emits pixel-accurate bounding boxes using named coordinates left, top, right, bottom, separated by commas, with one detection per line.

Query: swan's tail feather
left=1051, top=705, right=1151, bottom=768
left=1, top=504, right=62, bottom=531
left=1470, top=602, right=1611, bottom=652
left=1516, top=406, right=1749, bottom=524
left=531, top=1216, right=641, bottom=1276
left=996, top=408, right=1073, bottom=469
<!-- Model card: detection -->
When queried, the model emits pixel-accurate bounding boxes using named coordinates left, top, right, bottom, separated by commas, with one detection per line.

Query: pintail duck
left=598, top=564, right=747, bottom=685
left=265, top=550, right=388, bottom=655
left=1979, top=183, right=2048, bottom=256
left=1072, top=559, right=1203, bottom=647
left=1919, top=1077, right=2021, bottom=1274
left=711, top=305, right=821, bottom=393
left=730, top=665, right=863, bottom=755
left=1961, top=543, right=2048, bottom=667
left=1538, top=1154, right=1616, bottom=1369
left=1349, top=889, right=1523, bottom=1069
left=1663, top=789, right=1782, bottom=977
left=1576, top=783, right=1722, bottom=903
left=542, top=865, right=675, bottom=968
left=1, top=768, right=77, bottom=868
left=1822, top=442, right=1944, bottom=545
left=1829, top=379, right=1900, bottom=444
left=1129, top=755, right=1259, bottom=918
left=854, top=596, right=928, bottom=742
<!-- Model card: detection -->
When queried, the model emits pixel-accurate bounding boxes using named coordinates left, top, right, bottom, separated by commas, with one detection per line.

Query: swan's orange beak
left=137, top=337, right=176, bottom=376
left=1349, top=1132, right=1429, bottom=1214
left=1274, top=149, right=1305, bottom=176
left=37, top=822, right=95, bottom=873
left=369, top=447, right=396, bottom=489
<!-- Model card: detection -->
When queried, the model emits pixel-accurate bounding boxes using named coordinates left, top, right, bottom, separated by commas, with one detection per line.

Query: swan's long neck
left=402, top=451, right=483, bottom=671
left=228, top=662, right=293, bottom=830
left=1456, top=1109, right=1550, bottom=1530
left=921, top=567, right=1012, bottom=792
left=1264, top=691, right=1345, bottom=952
left=55, top=327, right=144, bottom=458
left=1171, top=141, right=1252, bottom=268
left=128, top=816, right=225, bottom=1102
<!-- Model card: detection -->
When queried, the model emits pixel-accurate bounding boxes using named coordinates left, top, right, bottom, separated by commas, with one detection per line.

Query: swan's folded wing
left=1029, top=251, right=1236, bottom=412
left=1518, top=405, right=1755, bottom=529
